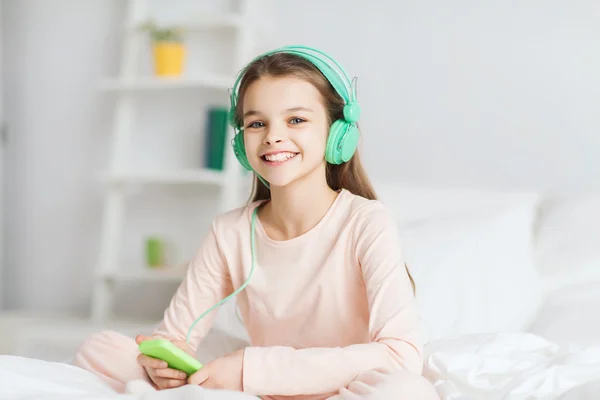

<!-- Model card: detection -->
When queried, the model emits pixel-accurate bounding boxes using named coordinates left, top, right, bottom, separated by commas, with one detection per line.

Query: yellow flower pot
left=153, top=41, right=185, bottom=76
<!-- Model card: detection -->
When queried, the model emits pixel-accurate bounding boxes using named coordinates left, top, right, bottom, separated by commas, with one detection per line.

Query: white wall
left=3, top=0, right=599, bottom=316
left=254, top=0, right=600, bottom=194
left=2, top=0, right=238, bottom=316
left=3, top=0, right=123, bottom=312
left=0, top=1, right=4, bottom=310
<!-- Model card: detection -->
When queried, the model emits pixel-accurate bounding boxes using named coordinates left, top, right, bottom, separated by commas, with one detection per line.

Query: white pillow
left=534, top=194, right=600, bottom=293
left=375, top=182, right=540, bottom=225
left=394, top=194, right=543, bottom=342
left=526, top=281, right=600, bottom=348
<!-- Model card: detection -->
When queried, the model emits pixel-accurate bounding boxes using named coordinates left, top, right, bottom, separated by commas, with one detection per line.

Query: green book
left=205, top=106, right=228, bottom=170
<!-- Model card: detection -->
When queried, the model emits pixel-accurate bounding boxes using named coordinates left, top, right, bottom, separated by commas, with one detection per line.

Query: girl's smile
left=260, top=151, right=300, bottom=166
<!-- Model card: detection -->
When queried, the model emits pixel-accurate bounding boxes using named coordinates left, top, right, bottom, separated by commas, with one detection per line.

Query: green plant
left=139, top=20, right=184, bottom=43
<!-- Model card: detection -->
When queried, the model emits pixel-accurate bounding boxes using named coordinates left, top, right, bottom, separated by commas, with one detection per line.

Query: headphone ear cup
left=228, top=108, right=237, bottom=127
left=325, top=119, right=345, bottom=164
left=339, top=124, right=359, bottom=162
left=232, top=130, right=253, bottom=171
left=326, top=119, right=358, bottom=164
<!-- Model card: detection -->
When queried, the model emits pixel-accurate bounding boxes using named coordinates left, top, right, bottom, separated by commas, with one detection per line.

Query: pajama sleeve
left=241, top=205, right=423, bottom=396
left=152, top=221, right=233, bottom=351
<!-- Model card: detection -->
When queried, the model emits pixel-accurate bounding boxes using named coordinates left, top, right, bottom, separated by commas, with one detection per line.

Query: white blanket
left=423, top=333, right=600, bottom=399
left=1, top=333, right=599, bottom=400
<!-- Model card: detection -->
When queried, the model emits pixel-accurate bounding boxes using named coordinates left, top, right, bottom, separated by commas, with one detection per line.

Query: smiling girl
left=74, top=46, right=439, bottom=400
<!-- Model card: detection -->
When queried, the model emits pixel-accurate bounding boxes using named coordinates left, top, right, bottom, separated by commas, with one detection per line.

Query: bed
left=1, top=335, right=599, bottom=400
left=377, top=184, right=600, bottom=399
left=1, top=185, right=599, bottom=399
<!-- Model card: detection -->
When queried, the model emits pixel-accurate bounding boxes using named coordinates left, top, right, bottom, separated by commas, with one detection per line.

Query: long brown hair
left=232, top=52, right=415, bottom=294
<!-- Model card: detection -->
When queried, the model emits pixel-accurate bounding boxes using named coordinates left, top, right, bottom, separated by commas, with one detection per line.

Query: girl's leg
left=328, top=368, right=440, bottom=400
left=73, top=330, right=151, bottom=393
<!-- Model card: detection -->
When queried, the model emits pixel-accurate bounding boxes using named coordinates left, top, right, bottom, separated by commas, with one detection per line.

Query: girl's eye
left=247, top=121, right=265, bottom=129
left=289, top=117, right=305, bottom=124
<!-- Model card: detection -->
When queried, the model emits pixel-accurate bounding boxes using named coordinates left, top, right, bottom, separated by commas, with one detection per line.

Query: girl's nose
left=264, top=137, right=283, bottom=145
left=263, top=129, right=285, bottom=145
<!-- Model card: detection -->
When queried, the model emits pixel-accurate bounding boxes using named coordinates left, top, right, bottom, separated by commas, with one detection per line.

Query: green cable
left=257, top=174, right=270, bottom=189
left=185, top=206, right=259, bottom=347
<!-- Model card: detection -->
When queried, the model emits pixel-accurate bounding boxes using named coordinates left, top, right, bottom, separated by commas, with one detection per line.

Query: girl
left=74, top=46, right=440, bottom=400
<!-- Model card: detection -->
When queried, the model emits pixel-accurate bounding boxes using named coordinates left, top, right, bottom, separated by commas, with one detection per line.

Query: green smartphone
left=138, top=339, right=204, bottom=376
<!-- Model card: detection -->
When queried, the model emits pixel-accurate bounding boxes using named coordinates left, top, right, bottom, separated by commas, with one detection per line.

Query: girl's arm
left=241, top=205, right=422, bottom=397
left=151, top=221, right=233, bottom=352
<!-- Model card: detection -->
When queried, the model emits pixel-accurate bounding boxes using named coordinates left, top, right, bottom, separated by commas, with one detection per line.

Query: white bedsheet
left=0, top=355, right=255, bottom=400
left=1, top=333, right=599, bottom=400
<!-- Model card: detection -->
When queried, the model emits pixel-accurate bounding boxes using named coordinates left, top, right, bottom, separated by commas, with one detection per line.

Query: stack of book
left=204, top=106, right=229, bottom=171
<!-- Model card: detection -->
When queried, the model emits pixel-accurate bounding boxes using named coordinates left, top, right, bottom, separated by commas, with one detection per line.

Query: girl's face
left=241, top=75, right=330, bottom=188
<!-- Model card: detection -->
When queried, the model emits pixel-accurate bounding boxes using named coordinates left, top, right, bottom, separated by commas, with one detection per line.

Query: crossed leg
left=73, top=330, right=439, bottom=400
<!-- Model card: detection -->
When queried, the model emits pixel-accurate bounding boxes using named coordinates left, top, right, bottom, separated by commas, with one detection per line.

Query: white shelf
left=132, top=13, right=243, bottom=32
left=99, top=74, right=232, bottom=91
left=103, top=169, right=226, bottom=186
left=100, top=267, right=186, bottom=283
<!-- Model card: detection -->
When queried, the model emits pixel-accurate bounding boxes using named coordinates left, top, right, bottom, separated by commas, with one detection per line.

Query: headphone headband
left=229, top=45, right=357, bottom=126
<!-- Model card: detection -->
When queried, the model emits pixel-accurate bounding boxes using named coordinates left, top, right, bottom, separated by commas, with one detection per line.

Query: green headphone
left=229, top=45, right=361, bottom=178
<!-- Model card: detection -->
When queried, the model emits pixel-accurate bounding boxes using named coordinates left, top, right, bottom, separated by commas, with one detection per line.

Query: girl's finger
left=199, top=378, right=219, bottom=389
left=135, top=335, right=152, bottom=345
left=153, top=367, right=187, bottom=380
left=188, top=368, right=210, bottom=385
left=153, top=377, right=187, bottom=390
left=137, top=354, right=167, bottom=369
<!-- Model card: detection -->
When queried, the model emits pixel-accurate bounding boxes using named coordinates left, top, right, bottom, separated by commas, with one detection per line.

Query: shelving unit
left=98, top=74, right=232, bottom=91
left=99, top=266, right=188, bottom=284
left=90, top=0, right=252, bottom=322
left=102, top=169, right=227, bottom=186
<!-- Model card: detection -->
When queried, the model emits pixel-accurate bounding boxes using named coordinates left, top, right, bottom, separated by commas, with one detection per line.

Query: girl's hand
left=135, top=335, right=196, bottom=390
left=188, top=348, right=245, bottom=391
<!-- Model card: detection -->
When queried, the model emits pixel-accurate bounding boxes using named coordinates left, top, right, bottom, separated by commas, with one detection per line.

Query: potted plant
left=140, top=20, right=185, bottom=77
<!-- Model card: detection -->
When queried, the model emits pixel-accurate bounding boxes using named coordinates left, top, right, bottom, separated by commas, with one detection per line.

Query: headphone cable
left=185, top=206, right=259, bottom=347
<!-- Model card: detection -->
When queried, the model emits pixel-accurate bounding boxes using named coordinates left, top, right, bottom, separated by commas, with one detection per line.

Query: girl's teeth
left=264, top=152, right=296, bottom=162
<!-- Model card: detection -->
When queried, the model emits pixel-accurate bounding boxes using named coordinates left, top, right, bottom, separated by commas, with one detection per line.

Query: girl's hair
left=232, top=52, right=416, bottom=295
